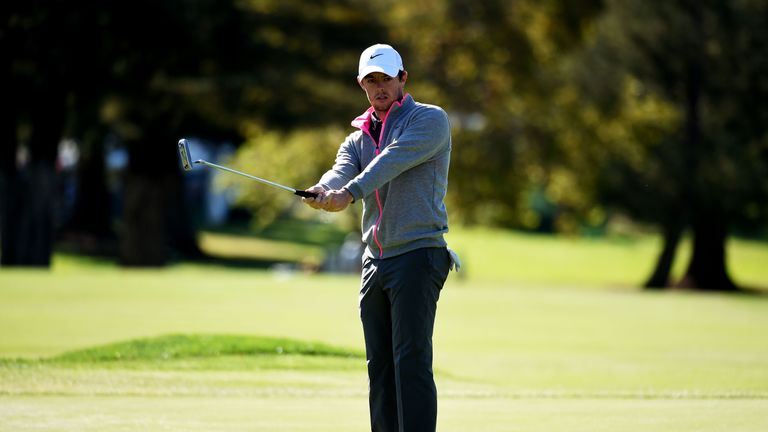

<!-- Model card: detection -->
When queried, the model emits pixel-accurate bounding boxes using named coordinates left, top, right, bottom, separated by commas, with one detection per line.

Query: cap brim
left=358, top=65, right=399, bottom=82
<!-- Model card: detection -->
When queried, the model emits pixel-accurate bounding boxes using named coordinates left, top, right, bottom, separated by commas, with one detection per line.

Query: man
left=302, top=43, right=458, bottom=432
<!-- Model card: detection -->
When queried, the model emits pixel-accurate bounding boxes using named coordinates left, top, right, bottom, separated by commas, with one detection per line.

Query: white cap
left=357, top=44, right=404, bottom=82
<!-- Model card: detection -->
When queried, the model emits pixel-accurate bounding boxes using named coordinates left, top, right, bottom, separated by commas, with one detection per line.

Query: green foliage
left=551, top=75, right=684, bottom=227
left=7, top=0, right=767, bottom=274
left=574, top=0, right=768, bottom=228
left=225, top=125, right=360, bottom=229
left=366, top=1, right=605, bottom=229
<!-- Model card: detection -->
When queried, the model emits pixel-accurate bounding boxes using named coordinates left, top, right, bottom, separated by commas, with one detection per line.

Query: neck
left=373, top=95, right=404, bottom=120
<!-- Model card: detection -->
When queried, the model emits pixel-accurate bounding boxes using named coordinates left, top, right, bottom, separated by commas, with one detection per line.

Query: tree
left=98, top=0, right=385, bottom=265
left=1, top=1, right=70, bottom=266
left=2, top=0, right=386, bottom=267
left=371, top=0, right=604, bottom=228
left=571, top=0, right=768, bottom=290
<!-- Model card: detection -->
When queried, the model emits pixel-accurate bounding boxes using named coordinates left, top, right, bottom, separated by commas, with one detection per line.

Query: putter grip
left=294, top=190, right=319, bottom=198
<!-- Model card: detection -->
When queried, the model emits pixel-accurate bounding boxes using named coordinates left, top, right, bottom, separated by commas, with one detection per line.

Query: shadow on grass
left=179, top=254, right=298, bottom=270
left=55, top=218, right=350, bottom=271
left=203, top=219, right=349, bottom=248
left=53, top=249, right=305, bottom=271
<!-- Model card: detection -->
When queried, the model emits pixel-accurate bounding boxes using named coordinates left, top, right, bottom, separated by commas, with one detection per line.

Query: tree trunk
left=644, top=221, right=683, bottom=289
left=670, top=2, right=737, bottom=291
left=0, top=134, right=18, bottom=265
left=4, top=162, right=58, bottom=266
left=165, top=172, right=205, bottom=259
left=118, top=116, right=204, bottom=266
left=1, top=90, right=63, bottom=267
left=2, top=165, right=59, bottom=268
left=61, top=126, right=116, bottom=255
left=69, top=132, right=113, bottom=235
left=1, top=173, right=22, bottom=266
left=676, top=215, right=737, bottom=291
left=120, top=173, right=169, bottom=266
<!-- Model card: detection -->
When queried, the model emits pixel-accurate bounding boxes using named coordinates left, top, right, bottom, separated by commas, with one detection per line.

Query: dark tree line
left=1, top=0, right=383, bottom=266
left=2, top=0, right=766, bottom=292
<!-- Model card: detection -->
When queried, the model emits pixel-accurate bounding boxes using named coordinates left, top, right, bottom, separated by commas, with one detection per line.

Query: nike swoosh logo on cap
left=370, top=53, right=383, bottom=59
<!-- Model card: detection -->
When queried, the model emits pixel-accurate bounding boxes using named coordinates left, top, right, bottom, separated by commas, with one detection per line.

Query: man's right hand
left=301, top=186, right=327, bottom=210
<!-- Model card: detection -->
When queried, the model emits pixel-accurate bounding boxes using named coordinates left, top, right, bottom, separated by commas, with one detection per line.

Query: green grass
left=17, top=334, right=365, bottom=375
left=444, top=227, right=768, bottom=288
left=54, top=224, right=768, bottom=289
left=207, top=218, right=350, bottom=247
left=50, top=334, right=362, bottom=363
left=197, top=231, right=326, bottom=267
left=1, top=397, right=766, bottom=432
left=2, top=227, right=768, bottom=431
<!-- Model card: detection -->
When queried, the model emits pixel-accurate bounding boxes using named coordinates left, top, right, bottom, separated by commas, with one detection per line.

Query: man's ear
left=399, top=70, right=408, bottom=84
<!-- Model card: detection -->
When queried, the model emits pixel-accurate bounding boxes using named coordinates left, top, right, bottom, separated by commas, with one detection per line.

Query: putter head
left=178, top=139, right=193, bottom=171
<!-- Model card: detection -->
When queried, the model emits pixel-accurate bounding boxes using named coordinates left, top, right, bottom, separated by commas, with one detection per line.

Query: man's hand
left=301, top=186, right=327, bottom=210
left=321, top=189, right=354, bottom=212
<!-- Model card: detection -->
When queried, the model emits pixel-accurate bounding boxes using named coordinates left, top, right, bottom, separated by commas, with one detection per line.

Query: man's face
left=359, top=71, right=407, bottom=116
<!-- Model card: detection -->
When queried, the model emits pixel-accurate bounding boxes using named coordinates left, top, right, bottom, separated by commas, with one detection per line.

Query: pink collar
left=350, top=94, right=410, bottom=132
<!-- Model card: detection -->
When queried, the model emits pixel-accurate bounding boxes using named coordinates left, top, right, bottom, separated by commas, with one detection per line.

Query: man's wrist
left=342, top=187, right=354, bottom=204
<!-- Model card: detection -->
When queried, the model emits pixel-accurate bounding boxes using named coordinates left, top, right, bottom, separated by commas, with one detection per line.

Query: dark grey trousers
left=359, top=247, right=451, bottom=432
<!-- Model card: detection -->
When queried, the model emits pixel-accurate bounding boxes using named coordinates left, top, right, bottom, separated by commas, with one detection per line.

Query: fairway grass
left=2, top=396, right=767, bottom=432
left=444, top=227, right=768, bottom=289
left=2, top=265, right=768, bottom=431
left=52, top=225, right=768, bottom=289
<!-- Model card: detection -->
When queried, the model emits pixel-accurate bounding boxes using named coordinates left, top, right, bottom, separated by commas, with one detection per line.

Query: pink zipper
left=359, top=125, right=385, bottom=258
left=355, top=96, right=407, bottom=258
left=372, top=160, right=385, bottom=258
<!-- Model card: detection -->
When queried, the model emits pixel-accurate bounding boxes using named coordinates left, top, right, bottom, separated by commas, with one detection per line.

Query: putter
left=177, top=139, right=318, bottom=198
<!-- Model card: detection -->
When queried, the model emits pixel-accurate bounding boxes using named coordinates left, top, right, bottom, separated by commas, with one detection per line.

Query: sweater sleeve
left=344, top=107, right=450, bottom=200
left=317, top=133, right=361, bottom=191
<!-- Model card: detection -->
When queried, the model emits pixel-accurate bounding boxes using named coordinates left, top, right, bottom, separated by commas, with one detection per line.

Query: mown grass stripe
left=50, top=334, right=364, bottom=363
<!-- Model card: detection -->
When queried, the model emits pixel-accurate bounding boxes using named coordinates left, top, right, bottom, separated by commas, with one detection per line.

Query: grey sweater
left=318, top=94, right=451, bottom=259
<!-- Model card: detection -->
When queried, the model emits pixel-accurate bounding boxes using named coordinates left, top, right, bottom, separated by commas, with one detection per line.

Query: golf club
left=177, top=139, right=318, bottom=198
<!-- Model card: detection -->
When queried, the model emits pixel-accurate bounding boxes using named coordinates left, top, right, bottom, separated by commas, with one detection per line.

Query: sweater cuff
left=341, top=187, right=355, bottom=204
left=345, top=182, right=364, bottom=202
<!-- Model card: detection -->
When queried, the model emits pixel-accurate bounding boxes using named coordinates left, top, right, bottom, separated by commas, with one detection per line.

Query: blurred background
left=2, top=0, right=767, bottom=291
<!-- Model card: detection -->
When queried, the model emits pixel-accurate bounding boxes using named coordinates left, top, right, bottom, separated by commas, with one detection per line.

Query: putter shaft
left=195, top=160, right=295, bottom=193
left=195, top=160, right=318, bottom=198
left=177, top=139, right=317, bottom=198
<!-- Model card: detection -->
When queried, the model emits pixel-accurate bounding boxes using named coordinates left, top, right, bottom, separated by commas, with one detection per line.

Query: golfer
left=302, top=43, right=457, bottom=432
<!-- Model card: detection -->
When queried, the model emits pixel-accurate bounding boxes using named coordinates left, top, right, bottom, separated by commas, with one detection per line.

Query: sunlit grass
left=0, top=334, right=364, bottom=375
left=4, top=225, right=768, bottom=431
left=52, top=225, right=768, bottom=290
left=2, top=270, right=767, bottom=395
left=1, top=270, right=767, bottom=431
left=1, top=396, right=766, bottom=432
left=51, top=334, right=362, bottom=363
left=444, top=227, right=768, bottom=288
